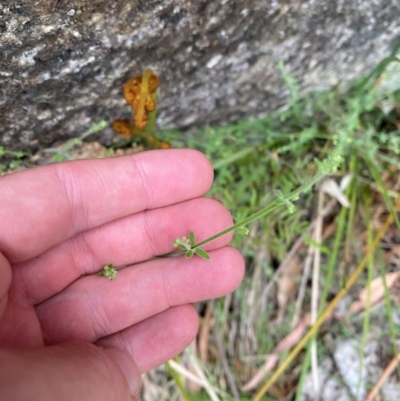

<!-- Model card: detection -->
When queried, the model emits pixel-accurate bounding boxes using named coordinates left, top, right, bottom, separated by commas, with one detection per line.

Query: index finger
left=0, top=149, right=213, bottom=263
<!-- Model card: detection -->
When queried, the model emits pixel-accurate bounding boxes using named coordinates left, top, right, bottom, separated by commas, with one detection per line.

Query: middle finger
left=12, top=198, right=232, bottom=305
left=37, top=246, right=244, bottom=344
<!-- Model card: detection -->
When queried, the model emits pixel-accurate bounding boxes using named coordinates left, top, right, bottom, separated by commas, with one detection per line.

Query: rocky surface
left=301, top=338, right=400, bottom=401
left=1, top=0, right=400, bottom=152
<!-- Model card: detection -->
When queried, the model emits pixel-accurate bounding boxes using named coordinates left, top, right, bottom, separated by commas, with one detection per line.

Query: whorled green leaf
left=273, top=189, right=285, bottom=200
left=175, top=243, right=190, bottom=251
left=194, top=248, right=211, bottom=260
left=189, top=230, right=195, bottom=246
left=185, top=249, right=194, bottom=258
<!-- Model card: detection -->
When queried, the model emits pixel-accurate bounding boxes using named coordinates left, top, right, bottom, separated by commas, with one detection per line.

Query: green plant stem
left=294, top=342, right=312, bottom=401
left=102, top=168, right=327, bottom=274
left=192, top=169, right=326, bottom=249
left=146, top=92, right=158, bottom=134
left=165, top=360, right=192, bottom=401
left=343, top=157, right=358, bottom=286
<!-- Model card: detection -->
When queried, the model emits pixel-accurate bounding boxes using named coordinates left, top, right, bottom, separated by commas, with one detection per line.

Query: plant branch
left=192, top=168, right=326, bottom=249
left=98, top=152, right=341, bottom=278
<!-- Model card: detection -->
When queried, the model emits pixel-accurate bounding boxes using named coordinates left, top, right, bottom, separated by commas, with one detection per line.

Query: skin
left=0, top=149, right=245, bottom=401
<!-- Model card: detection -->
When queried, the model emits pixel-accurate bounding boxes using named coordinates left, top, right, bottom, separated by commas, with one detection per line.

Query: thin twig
left=363, top=352, right=400, bottom=401
left=100, top=169, right=330, bottom=277
left=291, top=199, right=339, bottom=329
left=292, top=244, right=314, bottom=328
left=255, top=228, right=311, bottom=315
left=193, top=170, right=325, bottom=249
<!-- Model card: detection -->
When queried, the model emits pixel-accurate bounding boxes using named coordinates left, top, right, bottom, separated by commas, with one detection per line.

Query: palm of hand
left=0, top=150, right=244, bottom=375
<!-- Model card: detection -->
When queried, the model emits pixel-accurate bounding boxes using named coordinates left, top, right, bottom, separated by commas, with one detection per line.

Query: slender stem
left=101, top=169, right=326, bottom=273
left=192, top=169, right=325, bottom=249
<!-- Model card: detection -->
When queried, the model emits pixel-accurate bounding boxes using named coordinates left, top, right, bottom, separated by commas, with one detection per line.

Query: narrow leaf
left=189, top=230, right=195, bottom=246
left=194, top=248, right=211, bottom=260
left=175, top=243, right=189, bottom=251
left=185, top=249, right=194, bottom=258
left=273, top=189, right=284, bottom=199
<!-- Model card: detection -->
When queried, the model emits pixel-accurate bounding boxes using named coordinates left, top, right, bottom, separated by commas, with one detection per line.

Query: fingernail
left=104, top=347, right=142, bottom=397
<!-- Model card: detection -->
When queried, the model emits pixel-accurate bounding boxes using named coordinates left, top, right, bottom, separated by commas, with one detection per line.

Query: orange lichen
left=160, top=141, right=171, bottom=149
left=123, top=69, right=159, bottom=131
left=148, top=74, right=159, bottom=93
left=123, top=76, right=141, bottom=106
left=112, top=119, right=133, bottom=139
left=113, top=69, right=171, bottom=149
left=144, top=95, right=156, bottom=112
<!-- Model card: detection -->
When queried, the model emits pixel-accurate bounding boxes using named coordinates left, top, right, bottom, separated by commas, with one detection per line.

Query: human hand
left=0, top=149, right=244, bottom=400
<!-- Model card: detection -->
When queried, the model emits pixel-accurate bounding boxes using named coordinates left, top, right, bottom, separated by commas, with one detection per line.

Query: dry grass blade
left=188, top=352, right=221, bottom=401
left=277, top=254, right=303, bottom=323
left=199, top=303, right=213, bottom=363
left=214, top=322, right=241, bottom=400
left=292, top=246, right=314, bottom=328
left=167, top=359, right=205, bottom=388
left=348, top=271, right=400, bottom=315
left=251, top=196, right=400, bottom=401
left=242, top=315, right=310, bottom=392
left=310, top=189, right=324, bottom=393
left=187, top=341, right=202, bottom=391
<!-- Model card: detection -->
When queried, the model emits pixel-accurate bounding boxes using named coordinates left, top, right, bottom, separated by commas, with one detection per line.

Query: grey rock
left=301, top=338, right=400, bottom=401
left=334, top=339, right=368, bottom=400
left=1, top=0, right=400, bottom=152
left=300, top=358, right=352, bottom=401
